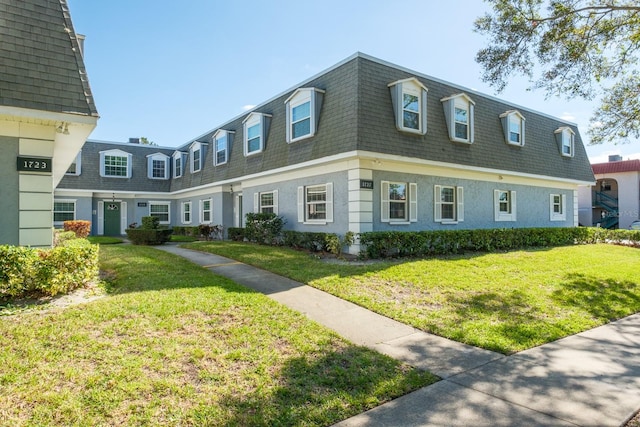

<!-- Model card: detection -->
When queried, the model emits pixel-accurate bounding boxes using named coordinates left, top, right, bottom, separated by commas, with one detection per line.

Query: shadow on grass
left=552, top=273, right=640, bottom=321
left=191, top=346, right=436, bottom=426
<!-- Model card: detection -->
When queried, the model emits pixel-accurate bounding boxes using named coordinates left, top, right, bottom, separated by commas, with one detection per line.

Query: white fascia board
left=0, top=106, right=99, bottom=125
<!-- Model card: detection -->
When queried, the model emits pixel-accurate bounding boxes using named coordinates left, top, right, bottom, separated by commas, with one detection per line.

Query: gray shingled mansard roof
left=0, top=0, right=98, bottom=116
left=168, top=53, right=594, bottom=190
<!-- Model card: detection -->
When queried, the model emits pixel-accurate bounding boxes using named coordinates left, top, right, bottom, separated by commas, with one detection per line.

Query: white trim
left=494, top=190, right=517, bottom=222
left=200, top=198, right=212, bottom=224
left=181, top=201, right=192, bottom=224
left=120, top=201, right=127, bottom=234
left=148, top=201, right=171, bottom=225
left=550, top=193, right=567, bottom=221
left=146, top=152, right=169, bottom=180
left=213, top=129, right=231, bottom=166
left=97, top=201, right=104, bottom=235
left=99, top=149, right=132, bottom=178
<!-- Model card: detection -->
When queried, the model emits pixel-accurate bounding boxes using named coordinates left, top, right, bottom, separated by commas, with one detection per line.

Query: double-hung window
left=53, top=200, right=76, bottom=224
left=388, top=77, right=428, bottom=135
left=190, top=142, right=204, bottom=173
left=243, top=112, right=271, bottom=156
left=297, top=183, right=333, bottom=224
left=434, top=185, right=464, bottom=223
left=200, top=199, right=212, bottom=224
left=254, top=191, right=278, bottom=214
left=173, top=151, right=184, bottom=178
left=182, top=201, right=192, bottom=224
left=65, top=152, right=81, bottom=176
left=285, top=87, right=325, bottom=143
left=494, top=190, right=517, bottom=221
left=381, top=181, right=417, bottom=223
left=500, top=110, right=525, bottom=146
left=550, top=194, right=566, bottom=221
left=149, top=202, right=170, bottom=224
left=213, top=130, right=232, bottom=166
left=100, top=149, right=132, bottom=178
left=555, top=127, right=575, bottom=157
left=441, top=93, right=475, bottom=143
left=146, top=153, right=169, bottom=179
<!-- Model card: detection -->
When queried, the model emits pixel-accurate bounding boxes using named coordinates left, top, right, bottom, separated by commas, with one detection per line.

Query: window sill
left=439, top=220, right=459, bottom=225
left=389, top=221, right=410, bottom=225
left=397, top=126, right=425, bottom=136
left=288, top=133, right=314, bottom=144
left=450, top=137, right=472, bottom=144
left=303, top=221, right=327, bottom=225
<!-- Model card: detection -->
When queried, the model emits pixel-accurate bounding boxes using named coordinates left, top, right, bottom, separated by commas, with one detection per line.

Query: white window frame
left=555, top=127, right=575, bottom=157
left=254, top=190, right=278, bottom=214
left=213, top=130, right=229, bottom=166
left=285, top=87, right=325, bottom=143
left=173, top=151, right=184, bottom=178
left=550, top=193, right=567, bottom=221
left=381, top=181, right=418, bottom=224
left=146, top=153, right=169, bottom=180
left=65, top=151, right=82, bottom=176
left=297, top=183, right=333, bottom=224
left=500, top=110, right=525, bottom=146
left=434, top=185, right=464, bottom=223
left=99, top=149, right=132, bottom=178
left=441, top=93, right=475, bottom=144
left=200, top=198, right=212, bottom=224
left=182, top=201, right=192, bottom=224
left=190, top=142, right=202, bottom=173
left=494, top=190, right=517, bottom=222
left=388, top=77, right=428, bottom=135
left=243, top=112, right=271, bottom=156
left=53, top=199, right=76, bottom=225
left=149, top=201, right=171, bottom=225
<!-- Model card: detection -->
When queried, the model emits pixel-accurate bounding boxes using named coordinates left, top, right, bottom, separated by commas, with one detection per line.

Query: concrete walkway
left=157, top=244, right=640, bottom=426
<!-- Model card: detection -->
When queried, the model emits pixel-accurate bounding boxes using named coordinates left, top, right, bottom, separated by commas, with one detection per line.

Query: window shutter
left=409, top=182, right=417, bottom=222
left=285, top=102, right=292, bottom=143
left=381, top=181, right=390, bottom=222
left=494, top=190, right=501, bottom=221
left=446, top=100, right=455, bottom=141
left=297, top=186, right=304, bottom=222
left=97, top=201, right=104, bottom=235
left=520, top=118, right=525, bottom=145
left=434, top=185, right=442, bottom=222
left=147, top=157, right=152, bottom=179
left=273, top=190, right=279, bottom=215
left=120, top=202, right=127, bottom=234
left=469, top=104, right=475, bottom=143
left=254, top=193, right=259, bottom=213
left=325, top=183, right=333, bottom=223
left=561, top=194, right=566, bottom=216
left=457, top=186, right=464, bottom=222
left=511, top=191, right=517, bottom=221
left=199, top=200, right=203, bottom=223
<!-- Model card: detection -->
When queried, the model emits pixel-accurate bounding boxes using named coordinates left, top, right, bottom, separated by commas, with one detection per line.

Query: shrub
left=358, top=227, right=625, bottom=259
left=63, top=220, right=91, bottom=238
left=0, top=240, right=99, bottom=298
left=125, top=216, right=172, bottom=245
left=172, top=226, right=200, bottom=237
left=53, top=230, right=78, bottom=247
left=227, top=227, right=245, bottom=241
left=244, top=213, right=285, bottom=245
left=282, top=231, right=355, bottom=255
left=198, top=224, right=223, bottom=241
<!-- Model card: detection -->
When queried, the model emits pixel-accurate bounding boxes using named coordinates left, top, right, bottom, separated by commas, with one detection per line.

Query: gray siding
left=0, top=136, right=20, bottom=244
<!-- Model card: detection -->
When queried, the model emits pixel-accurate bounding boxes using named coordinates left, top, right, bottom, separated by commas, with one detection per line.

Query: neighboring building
left=578, top=155, right=640, bottom=229
left=55, top=53, right=594, bottom=253
left=0, top=0, right=98, bottom=247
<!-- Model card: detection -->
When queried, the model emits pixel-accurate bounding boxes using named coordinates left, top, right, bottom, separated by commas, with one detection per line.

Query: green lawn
left=182, top=241, right=640, bottom=354
left=0, top=245, right=436, bottom=426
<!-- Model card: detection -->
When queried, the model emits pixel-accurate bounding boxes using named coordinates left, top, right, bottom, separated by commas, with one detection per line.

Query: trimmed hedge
left=0, top=239, right=99, bottom=298
left=126, top=229, right=173, bottom=245
left=227, top=227, right=245, bottom=241
left=63, top=220, right=91, bottom=238
left=172, top=226, right=200, bottom=237
left=359, top=227, right=640, bottom=259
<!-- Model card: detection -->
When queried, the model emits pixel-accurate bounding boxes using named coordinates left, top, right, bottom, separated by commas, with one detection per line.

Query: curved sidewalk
left=157, top=244, right=640, bottom=427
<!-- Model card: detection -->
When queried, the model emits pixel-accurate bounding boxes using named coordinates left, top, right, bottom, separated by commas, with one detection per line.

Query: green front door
left=104, top=202, right=121, bottom=236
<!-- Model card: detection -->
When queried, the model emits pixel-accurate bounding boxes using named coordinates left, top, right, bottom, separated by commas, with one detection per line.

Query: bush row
left=359, top=227, right=640, bottom=258
left=0, top=238, right=99, bottom=298
left=63, top=220, right=91, bottom=238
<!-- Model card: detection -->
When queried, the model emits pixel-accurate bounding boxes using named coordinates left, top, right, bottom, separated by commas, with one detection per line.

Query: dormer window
left=99, top=149, right=132, bottom=178
left=173, top=151, right=185, bottom=178
left=388, top=77, right=428, bottom=135
left=441, top=93, right=475, bottom=143
left=285, top=87, right=325, bottom=143
left=146, top=153, right=169, bottom=180
left=500, top=110, right=525, bottom=146
left=213, top=130, right=233, bottom=166
left=189, top=141, right=205, bottom=173
left=65, top=151, right=82, bottom=175
left=243, top=112, right=272, bottom=156
left=555, top=127, right=575, bottom=157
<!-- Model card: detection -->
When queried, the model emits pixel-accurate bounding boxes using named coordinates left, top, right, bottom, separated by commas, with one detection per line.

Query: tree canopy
left=475, top=1, right=640, bottom=145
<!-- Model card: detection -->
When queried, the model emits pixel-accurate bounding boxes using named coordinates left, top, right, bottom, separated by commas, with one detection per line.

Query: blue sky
left=67, top=0, right=640, bottom=163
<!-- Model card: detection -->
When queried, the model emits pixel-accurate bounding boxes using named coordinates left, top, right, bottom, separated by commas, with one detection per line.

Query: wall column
left=347, top=168, right=373, bottom=255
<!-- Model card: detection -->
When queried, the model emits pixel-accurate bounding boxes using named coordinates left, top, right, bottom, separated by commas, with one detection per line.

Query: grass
left=182, top=241, right=640, bottom=354
left=0, top=245, right=436, bottom=426
left=170, top=234, right=199, bottom=242
left=87, top=235, right=124, bottom=244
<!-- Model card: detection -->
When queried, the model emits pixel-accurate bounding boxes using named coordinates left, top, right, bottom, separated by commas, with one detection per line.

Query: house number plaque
left=17, top=156, right=52, bottom=173
left=360, top=179, right=374, bottom=190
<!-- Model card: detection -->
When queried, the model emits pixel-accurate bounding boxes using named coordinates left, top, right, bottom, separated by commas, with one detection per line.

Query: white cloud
left=560, top=112, right=576, bottom=121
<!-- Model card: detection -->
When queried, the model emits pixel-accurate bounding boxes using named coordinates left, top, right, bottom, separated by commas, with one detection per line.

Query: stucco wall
left=0, top=136, right=20, bottom=244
